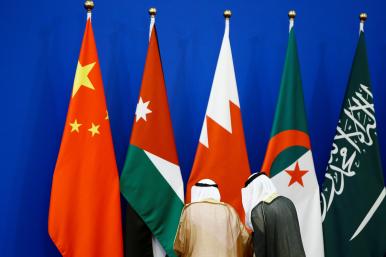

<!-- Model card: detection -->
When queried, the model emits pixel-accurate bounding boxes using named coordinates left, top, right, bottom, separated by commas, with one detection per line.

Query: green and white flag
left=321, top=26, right=386, bottom=257
left=120, top=22, right=184, bottom=257
left=261, top=21, right=325, bottom=257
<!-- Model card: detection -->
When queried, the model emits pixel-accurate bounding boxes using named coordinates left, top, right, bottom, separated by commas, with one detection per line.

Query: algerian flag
left=120, top=24, right=184, bottom=257
left=261, top=25, right=325, bottom=257
left=321, top=26, right=386, bottom=257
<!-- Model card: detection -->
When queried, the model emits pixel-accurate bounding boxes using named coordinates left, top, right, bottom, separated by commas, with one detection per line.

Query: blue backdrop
left=1, top=0, right=385, bottom=256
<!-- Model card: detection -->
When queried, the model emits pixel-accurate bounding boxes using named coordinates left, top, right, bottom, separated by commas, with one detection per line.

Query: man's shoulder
left=272, top=195, right=295, bottom=206
left=262, top=195, right=297, bottom=213
left=183, top=200, right=237, bottom=213
left=263, top=192, right=279, bottom=203
left=252, top=195, right=294, bottom=213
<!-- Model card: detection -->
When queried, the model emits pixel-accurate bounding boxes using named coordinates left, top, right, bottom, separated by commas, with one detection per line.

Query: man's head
left=191, top=179, right=221, bottom=202
left=241, top=172, right=277, bottom=230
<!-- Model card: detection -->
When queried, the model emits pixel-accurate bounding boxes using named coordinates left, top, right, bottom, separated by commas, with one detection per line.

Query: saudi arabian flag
left=120, top=25, right=184, bottom=257
left=321, top=30, right=386, bottom=257
left=261, top=27, right=325, bottom=257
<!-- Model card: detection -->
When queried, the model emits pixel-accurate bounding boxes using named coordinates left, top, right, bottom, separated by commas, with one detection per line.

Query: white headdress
left=191, top=179, right=221, bottom=202
left=241, top=173, right=277, bottom=230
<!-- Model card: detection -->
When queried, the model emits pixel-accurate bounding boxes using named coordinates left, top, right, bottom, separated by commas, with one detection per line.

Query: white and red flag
left=186, top=15, right=250, bottom=218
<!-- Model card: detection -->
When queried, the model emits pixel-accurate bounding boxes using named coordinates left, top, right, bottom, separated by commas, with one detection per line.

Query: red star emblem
left=285, top=162, right=308, bottom=187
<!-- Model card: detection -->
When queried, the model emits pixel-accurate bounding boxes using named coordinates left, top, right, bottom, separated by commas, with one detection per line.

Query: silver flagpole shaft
left=223, top=10, right=231, bottom=36
left=149, top=7, right=157, bottom=40
left=359, top=12, right=367, bottom=33
left=84, top=0, right=94, bottom=20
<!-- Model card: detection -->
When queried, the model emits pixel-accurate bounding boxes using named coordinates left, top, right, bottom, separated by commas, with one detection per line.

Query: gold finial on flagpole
left=149, top=7, right=157, bottom=17
left=359, top=12, right=367, bottom=32
left=359, top=13, right=367, bottom=23
left=224, top=10, right=232, bottom=19
left=288, top=10, right=296, bottom=20
left=148, top=7, right=156, bottom=39
left=84, top=0, right=94, bottom=13
left=288, top=10, right=296, bottom=31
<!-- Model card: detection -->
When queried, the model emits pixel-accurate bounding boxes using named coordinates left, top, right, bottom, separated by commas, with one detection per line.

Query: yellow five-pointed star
left=69, top=119, right=82, bottom=133
left=88, top=123, right=100, bottom=137
left=72, top=61, right=96, bottom=97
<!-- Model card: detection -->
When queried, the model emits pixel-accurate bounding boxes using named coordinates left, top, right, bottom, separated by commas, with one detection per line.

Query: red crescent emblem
left=262, top=130, right=311, bottom=176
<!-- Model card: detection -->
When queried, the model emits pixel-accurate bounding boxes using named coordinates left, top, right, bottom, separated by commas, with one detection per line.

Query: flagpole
left=84, top=0, right=94, bottom=20
left=288, top=10, right=296, bottom=32
left=149, top=7, right=156, bottom=40
left=223, top=10, right=231, bottom=37
left=359, top=12, right=367, bottom=33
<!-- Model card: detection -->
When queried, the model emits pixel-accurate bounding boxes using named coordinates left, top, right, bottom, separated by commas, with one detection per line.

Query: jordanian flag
left=120, top=24, right=184, bottom=257
left=321, top=27, right=386, bottom=257
left=261, top=24, right=325, bottom=257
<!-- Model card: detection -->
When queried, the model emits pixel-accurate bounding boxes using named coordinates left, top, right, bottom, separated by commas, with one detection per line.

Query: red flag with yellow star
left=48, top=17, right=123, bottom=257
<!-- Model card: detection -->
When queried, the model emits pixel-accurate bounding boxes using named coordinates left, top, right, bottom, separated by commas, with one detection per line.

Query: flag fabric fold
left=321, top=30, right=386, bottom=257
left=261, top=28, right=325, bottom=257
left=186, top=18, right=250, bottom=219
left=120, top=25, right=184, bottom=257
left=48, top=18, right=123, bottom=257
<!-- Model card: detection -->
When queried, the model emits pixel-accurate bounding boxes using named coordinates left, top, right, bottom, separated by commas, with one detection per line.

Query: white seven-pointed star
left=135, top=97, right=152, bottom=122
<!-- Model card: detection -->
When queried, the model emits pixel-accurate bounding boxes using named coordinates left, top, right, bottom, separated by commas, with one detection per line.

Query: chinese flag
left=48, top=18, right=123, bottom=257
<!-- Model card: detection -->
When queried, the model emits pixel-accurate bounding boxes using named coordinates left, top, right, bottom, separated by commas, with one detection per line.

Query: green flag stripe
left=120, top=145, right=184, bottom=257
left=265, top=29, right=310, bottom=174
left=271, top=29, right=308, bottom=137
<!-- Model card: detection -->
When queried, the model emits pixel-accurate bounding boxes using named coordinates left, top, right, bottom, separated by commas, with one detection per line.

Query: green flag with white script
left=321, top=31, right=386, bottom=257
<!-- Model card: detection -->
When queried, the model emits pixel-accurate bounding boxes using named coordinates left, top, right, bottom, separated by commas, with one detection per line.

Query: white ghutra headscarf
left=241, top=173, right=277, bottom=230
left=191, top=179, right=221, bottom=202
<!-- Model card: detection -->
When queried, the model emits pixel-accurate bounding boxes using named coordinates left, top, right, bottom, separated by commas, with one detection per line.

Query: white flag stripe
left=271, top=150, right=325, bottom=257
left=152, top=237, right=166, bottom=257
left=350, top=187, right=386, bottom=241
left=198, top=18, right=240, bottom=148
left=144, top=150, right=184, bottom=202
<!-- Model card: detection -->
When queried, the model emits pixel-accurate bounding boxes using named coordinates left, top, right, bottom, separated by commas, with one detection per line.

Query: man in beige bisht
left=174, top=179, right=252, bottom=257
